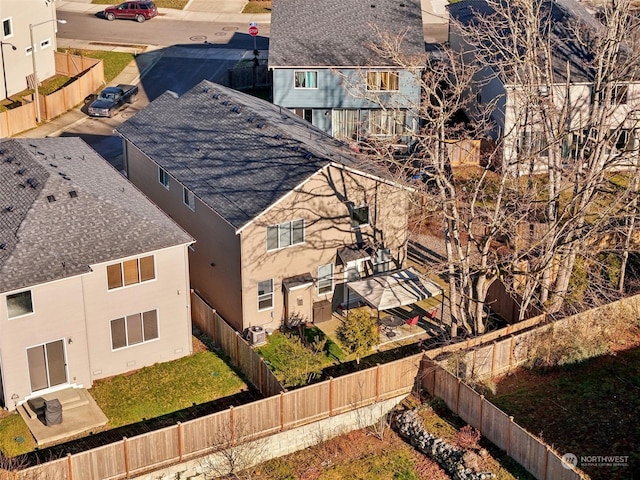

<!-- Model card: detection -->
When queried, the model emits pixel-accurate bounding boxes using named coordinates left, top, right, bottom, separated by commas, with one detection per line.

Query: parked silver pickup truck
left=88, top=84, right=138, bottom=117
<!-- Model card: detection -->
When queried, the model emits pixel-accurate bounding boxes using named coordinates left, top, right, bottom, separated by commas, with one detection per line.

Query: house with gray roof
left=0, top=137, right=193, bottom=410
left=115, top=80, right=412, bottom=334
left=448, top=0, right=640, bottom=168
left=268, top=0, right=425, bottom=149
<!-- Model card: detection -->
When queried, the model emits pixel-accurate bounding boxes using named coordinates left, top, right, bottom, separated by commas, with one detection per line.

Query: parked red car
left=104, top=1, right=157, bottom=22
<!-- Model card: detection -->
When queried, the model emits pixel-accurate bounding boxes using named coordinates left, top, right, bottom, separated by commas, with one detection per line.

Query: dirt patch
left=487, top=345, right=640, bottom=480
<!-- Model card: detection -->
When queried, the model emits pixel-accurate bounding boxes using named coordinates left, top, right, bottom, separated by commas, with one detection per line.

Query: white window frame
left=6, top=290, right=34, bottom=319
left=317, top=264, right=334, bottom=295
left=368, top=109, right=406, bottom=137
left=183, top=187, right=195, bottom=211
left=158, top=167, right=170, bottom=189
left=366, top=71, right=399, bottom=92
left=350, top=204, right=370, bottom=229
left=2, top=17, right=13, bottom=39
left=266, top=219, right=305, bottom=251
left=110, top=309, right=159, bottom=351
left=373, top=248, right=392, bottom=274
left=39, top=38, right=51, bottom=50
left=257, top=279, right=274, bottom=311
left=294, top=70, right=318, bottom=89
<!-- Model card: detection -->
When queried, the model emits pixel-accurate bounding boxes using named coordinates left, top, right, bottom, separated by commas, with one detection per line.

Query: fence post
left=280, top=391, right=285, bottom=431
left=491, top=342, right=497, bottom=377
left=123, top=436, right=129, bottom=479
left=509, top=335, right=515, bottom=372
left=472, top=349, right=477, bottom=378
left=67, top=453, right=73, bottom=480
left=177, top=421, right=183, bottom=462
left=455, top=378, right=461, bottom=414
left=478, top=394, right=484, bottom=432
left=375, top=364, right=380, bottom=401
left=329, top=377, right=334, bottom=416
left=234, top=332, right=240, bottom=365
left=543, top=446, right=549, bottom=480
left=230, top=406, right=235, bottom=446
left=506, top=416, right=514, bottom=455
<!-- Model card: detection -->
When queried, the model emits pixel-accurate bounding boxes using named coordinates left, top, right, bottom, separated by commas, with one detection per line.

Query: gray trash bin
left=45, top=399, right=62, bottom=426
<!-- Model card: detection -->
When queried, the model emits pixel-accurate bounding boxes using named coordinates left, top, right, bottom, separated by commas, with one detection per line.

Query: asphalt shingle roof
left=268, top=0, right=426, bottom=68
left=0, top=138, right=193, bottom=294
left=116, top=80, right=379, bottom=230
left=448, top=0, right=601, bottom=83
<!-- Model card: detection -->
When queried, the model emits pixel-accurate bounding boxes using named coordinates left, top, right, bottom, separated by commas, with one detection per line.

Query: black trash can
left=44, top=399, right=62, bottom=426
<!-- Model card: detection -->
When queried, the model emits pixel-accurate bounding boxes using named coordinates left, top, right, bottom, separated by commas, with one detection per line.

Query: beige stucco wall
left=0, top=244, right=192, bottom=409
left=0, top=0, right=58, bottom=98
left=123, top=143, right=244, bottom=331
left=240, top=164, right=410, bottom=331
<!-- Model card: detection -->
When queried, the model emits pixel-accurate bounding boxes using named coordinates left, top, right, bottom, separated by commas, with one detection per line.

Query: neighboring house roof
left=116, top=80, right=393, bottom=231
left=0, top=137, right=193, bottom=295
left=268, top=0, right=426, bottom=68
left=448, top=0, right=603, bottom=84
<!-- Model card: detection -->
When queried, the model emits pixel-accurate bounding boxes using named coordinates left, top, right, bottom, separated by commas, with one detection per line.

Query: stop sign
left=249, top=25, right=259, bottom=36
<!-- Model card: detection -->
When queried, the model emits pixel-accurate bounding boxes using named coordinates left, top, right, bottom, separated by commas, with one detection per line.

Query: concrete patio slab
left=18, top=388, right=108, bottom=446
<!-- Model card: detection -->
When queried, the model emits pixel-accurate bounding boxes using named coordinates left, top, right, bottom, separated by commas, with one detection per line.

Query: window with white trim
left=158, top=167, right=169, bottom=189
left=266, top=219, right=304, bottom=251
left=40, top=38, right=51, bottom=50
left=369, top=110, right=406, bottom=136
left=373, top=248, right=392, bottom=274
left=294, top=71, right=318, bottom=89
left=366, top=71, right=399, bottom=91
left=2, top=18, right=12, bottom=38
left=107, top=255, right=155, bottom=290
left=110, top=309, right=159, bottom=350
left=350, top=204, right=369, bottom=228
left=183, top=187, right=195, bottom=211
left=6, top=290, right=33, bottom=319
left=317, top=264, right=334, bottom=295
left=257, top=279, right=274, bottom=310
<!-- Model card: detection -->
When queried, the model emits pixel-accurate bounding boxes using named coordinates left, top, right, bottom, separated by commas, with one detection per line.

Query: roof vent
left=292, top=145, right=300, bottom=152
left=257, top=122, right=265, bottom=129
left=18, top=184, right=25, bottom=189
left=203, top=87, right=210, bottom=93
left=247, top=116, right=255, bottom=123
left=0, top=148, right=5, bottom=155
left=275, top=134, right=283, bottom=140
left=5, top=206, right=13, bottom=212
left=26, top=178, right=39, bottom=189
left=0, top=243, right=5, bottom=250
left=4, top=156, right=13, bottom=163
left=222, top=100, right=230, bottom=105
left=49, top=163, right=57, bottom=168
left=305, top=152, right=313, bottom=160
left=213, top=93, right=220, bottom=99
left=47, top=195, right=56, bottom=203
left=232, top=105, right=241, bottom=113
left=37, top=151, right=45, bottom=156
left=69, top=190, right=78, bottom=198
left=64, top=156, right=71, bottom=160
left=16, top=168, right=26, bottom=175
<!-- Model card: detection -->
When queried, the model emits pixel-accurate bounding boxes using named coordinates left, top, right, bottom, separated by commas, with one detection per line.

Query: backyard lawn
left=0, top=336, right=246, bottom=457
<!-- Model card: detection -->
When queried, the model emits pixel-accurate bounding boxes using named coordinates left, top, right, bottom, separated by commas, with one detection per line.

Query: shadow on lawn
left=24, top=388, right=262, bottom=466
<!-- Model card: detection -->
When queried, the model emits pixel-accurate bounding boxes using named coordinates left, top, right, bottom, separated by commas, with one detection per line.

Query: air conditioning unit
left=248, top=326, right=266, bottom=346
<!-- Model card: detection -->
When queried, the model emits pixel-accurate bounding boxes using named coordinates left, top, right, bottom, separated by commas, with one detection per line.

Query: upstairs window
left=158, top=167, right=170, bottom=189
left=183, top=187, right=195, bottom=211
left=2, top=18, right=12, bottom=38
left=350, top=204, right=369, bottom=228
left=594, top=84, right=629, bottom=105
left=107, top=255, right=155, bottom=290
left=294, top=71, right=318, bottom=89
left=317, top=264, right=334, bottom=295
left=366, top=71, right=399, bottom=91
left=266, top=219, right=304, bottom=251
left=6, top=290, right=33, bottom=319
left=257, top=279, right=274, bottom=310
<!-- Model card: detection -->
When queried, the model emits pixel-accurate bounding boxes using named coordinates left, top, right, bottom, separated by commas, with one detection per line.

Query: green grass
left=92, top=0, right=189, bottom=8
left=303, top=326, right=347, bottom=362
left=0, top=412, right=36, bottom=457
left=63, top=49, right=135, bottom=84
left=91, top=350, right=246, bottom=427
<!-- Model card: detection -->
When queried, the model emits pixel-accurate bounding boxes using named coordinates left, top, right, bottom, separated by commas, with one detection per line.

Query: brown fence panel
left=70, top=441, right=126, bottom=479
left=433, top=367, right=459, bottom=413
left=457, top=382, right=482, bottom=430
left=191, top=290, right=216, bottom=340
left=181, top=410, right=231, bottom=456
left=1, top=103, right=36, bottom=137
left=509, top=423, right=547, bottom=479
left=44, top=88, right=67, bottom=120
left=331, top=368, right=378, bottom=414
left=233, top=396, right=282, bottom=442
left=480, top=400, right=510, bottom=452
left=493, top=337, right=513, bottom=377
left=127, top=426, right=180, bottom=474
left=378, top=353, right=422, bottom=398
left=472, top=344, right=493, bottom=379
left=282, top=381, right=331, bottom=428
left=21, top=457, right=69, bottom=480
left=546, top=451, right=584, bottom=480
left=64, top=77, right=84, bottom=109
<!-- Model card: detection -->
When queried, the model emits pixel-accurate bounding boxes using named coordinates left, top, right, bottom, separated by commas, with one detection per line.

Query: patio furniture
left=380, top=315, right=404, bottom=336
left=405, top=315, right=419, bottom=326
left=44, top=398, right=62, bottom=426
left=426, top=308, right=438, bottom=320
left=27, top=397, right=46, bottom=424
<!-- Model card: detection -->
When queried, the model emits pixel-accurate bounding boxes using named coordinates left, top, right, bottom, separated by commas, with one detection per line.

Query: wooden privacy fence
left=420, top=358, right=585, bottom=480
left=0, top=52, right=104, bottom=137
left=446, top=139, right=481, bottom=166
left=433, top=292, right=640, bottom=381
left=190, top=290, right=284, bottom=398
left=20, top=354, right=422, bottom=479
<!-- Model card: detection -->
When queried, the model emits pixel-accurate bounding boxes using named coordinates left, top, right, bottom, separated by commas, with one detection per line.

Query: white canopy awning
left=346, top=267, right=443, bottom=311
